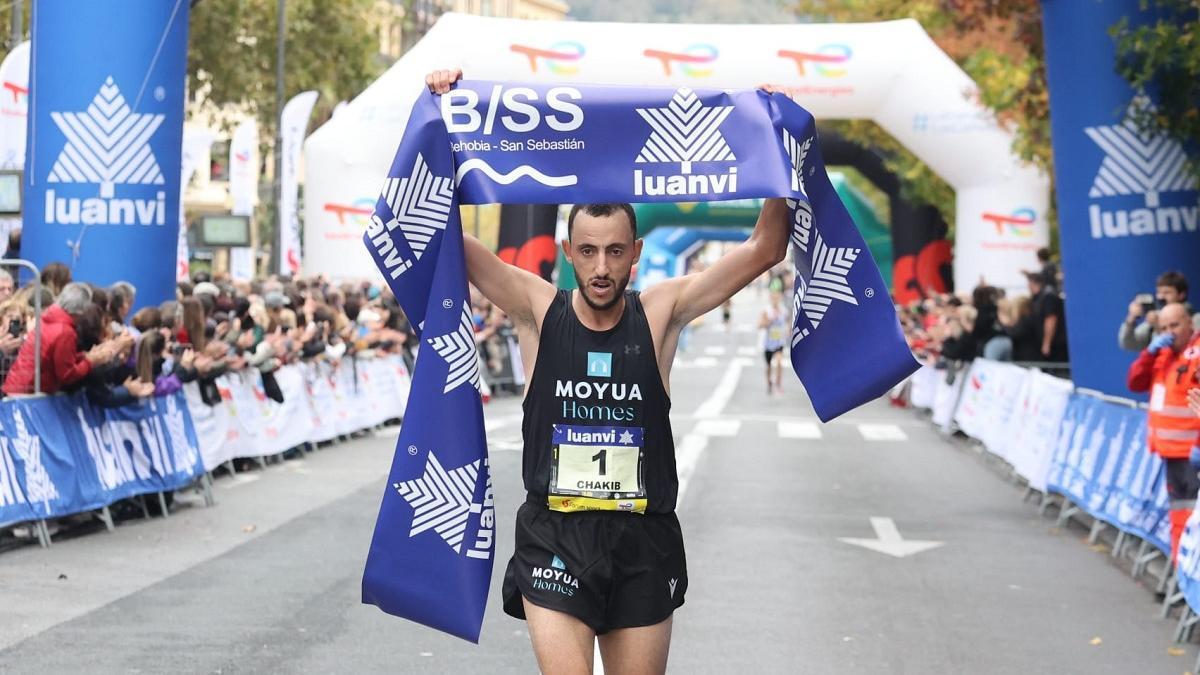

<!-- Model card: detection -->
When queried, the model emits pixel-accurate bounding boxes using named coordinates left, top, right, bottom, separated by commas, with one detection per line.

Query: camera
left=7, top=319, right=21, bottom=337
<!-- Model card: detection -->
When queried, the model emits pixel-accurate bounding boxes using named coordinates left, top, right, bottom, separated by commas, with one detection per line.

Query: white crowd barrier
left=186, top=355, right=411, bottom=471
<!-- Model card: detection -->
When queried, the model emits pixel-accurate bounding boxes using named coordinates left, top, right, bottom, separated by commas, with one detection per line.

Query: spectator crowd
left=0, top=261, right=420, bottom=408
left=898, top=247, right=1069, bottom=369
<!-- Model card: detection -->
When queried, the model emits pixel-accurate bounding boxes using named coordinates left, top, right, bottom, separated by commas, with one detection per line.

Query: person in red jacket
left=2, top=283, right=115, bottom=396
left=1128, top=302, right=1200, bottom=561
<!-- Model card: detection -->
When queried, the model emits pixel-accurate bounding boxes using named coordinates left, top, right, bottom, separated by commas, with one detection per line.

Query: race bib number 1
left=548, top=424, right=646, bottom=513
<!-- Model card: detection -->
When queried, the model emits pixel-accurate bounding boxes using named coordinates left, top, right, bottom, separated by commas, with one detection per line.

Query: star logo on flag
left=393, top=451, right=481, bottom=553
left=618, top=430, right=635, bottom=445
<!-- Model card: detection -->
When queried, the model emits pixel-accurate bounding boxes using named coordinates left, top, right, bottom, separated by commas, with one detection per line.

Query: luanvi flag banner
left=361, top=81, right=918, bottom=641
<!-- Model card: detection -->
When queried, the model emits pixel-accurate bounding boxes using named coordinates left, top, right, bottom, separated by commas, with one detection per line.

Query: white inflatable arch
left=305, top=13, right=1048, bottom=293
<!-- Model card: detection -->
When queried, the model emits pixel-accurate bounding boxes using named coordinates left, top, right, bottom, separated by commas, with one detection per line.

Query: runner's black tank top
left=521, top=290, right=677, bottom=514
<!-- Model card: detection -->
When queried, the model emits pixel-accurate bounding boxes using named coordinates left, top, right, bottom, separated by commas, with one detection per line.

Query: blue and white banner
left=360, top=82, right=917, bottom=640
left=1044, top=393, right=1168, bottom=553
left=1042, top=0, right=1200, bottom=396
left=0, top=392, right=203, bottom=528
left=23, top=0, right=190, bottom=308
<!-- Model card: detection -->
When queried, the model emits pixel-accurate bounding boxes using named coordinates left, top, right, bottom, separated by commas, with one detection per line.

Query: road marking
left=674, top=356, right=719, bottom=369
left=694, top=419, right=741, bottom=437
left=737, top=346, right=758, bottom=356
left=677, top=359, right=745, bottom=507
left=703, top=346, right=726, bottom=356
left=777, top=421, right=822, bottom=439
left=857, top=423, right=908, bottom=441
left=488, top=439, right=523, bottom=452
left=694, top=359, right=746, bottom=419
left=595, top=642, right=604, bottom=674
left=838, top=516, right=943, bottom=558
left=485, top=415, right=521, bottom=432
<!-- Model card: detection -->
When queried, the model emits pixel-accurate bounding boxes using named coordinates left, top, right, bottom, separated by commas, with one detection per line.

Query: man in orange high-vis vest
left=1128, top=303, right=1200, bottom=562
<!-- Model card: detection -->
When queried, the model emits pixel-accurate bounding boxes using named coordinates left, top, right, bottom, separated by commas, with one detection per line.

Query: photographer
left=0, top=299, right=30, bottom=393
left=1119, top=271, right=1199, bottom=352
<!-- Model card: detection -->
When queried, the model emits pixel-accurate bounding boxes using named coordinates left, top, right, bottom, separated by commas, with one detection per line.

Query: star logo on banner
left=49, top=76, right=166, bottom=198
left=393, top=451, right=481, bottom=553
left=618, top=430, right=635, bottom=445
left=636, top=87, right=736, bottom=173
left=1083, top=97, right=1197, bottom=208
left=370, top=153, right=454, bottom=278
left=426, top=301, right=482, bottom=394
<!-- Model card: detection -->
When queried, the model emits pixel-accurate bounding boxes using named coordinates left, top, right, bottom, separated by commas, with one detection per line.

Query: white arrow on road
left=838, top=517, right=943, bottom=559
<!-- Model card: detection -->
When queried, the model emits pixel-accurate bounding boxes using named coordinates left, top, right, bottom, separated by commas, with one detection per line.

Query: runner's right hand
left=425, top=69, right=463, bottom=94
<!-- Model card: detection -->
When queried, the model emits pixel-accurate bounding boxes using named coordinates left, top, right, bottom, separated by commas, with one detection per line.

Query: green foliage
left=1111, top=0, right=1200, bottom=181
left=188, top=0, right=381, bottom=137
left=789, top=0, right=1052, bottom=235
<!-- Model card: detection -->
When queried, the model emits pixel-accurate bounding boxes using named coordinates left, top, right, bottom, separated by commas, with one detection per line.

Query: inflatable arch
left=305, top=13, right=1048, bottom=294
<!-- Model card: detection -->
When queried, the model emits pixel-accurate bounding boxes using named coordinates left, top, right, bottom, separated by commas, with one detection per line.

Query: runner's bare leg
left=524, top=598, right=597, bottom=675
left=597, top=615, right=673, bottom=675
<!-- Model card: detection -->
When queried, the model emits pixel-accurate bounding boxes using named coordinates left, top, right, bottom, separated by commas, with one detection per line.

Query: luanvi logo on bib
left=45, top=77, right=167, bottom=226
left=633, top=87, right=738, bottom=197
left=1084, top=99, right=1199, bottom=239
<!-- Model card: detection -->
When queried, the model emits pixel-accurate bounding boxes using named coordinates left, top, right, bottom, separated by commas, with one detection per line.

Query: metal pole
left=10, top=0, right=22, bottom=47
left=273, top=0, right=285, bottom=275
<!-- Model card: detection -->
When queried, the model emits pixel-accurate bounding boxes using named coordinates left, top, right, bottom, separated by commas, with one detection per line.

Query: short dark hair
left=567, top=203, right=636, bottom=240
left=1157, top=270, right=1188, bottom=296
left=1036, top=247, right=1051, bottom=262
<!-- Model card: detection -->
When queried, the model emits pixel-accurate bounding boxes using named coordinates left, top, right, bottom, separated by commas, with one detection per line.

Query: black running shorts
left=763, top=347, right=783, bottom=365
left=502, top=502, right=687, bottom=634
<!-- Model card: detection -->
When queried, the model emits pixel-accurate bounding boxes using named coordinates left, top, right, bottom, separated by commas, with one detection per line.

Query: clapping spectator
left=2, top=283, right=117, bottom=396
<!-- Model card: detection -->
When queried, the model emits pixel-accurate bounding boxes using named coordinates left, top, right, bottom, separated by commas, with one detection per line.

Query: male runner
left=759, top=289, right=788, bottom=395
left=426, top=69, right=791, bottom=675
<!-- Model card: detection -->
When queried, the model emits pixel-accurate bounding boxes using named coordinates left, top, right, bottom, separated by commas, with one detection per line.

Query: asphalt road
left=0, top=291, right=1191, bottom=674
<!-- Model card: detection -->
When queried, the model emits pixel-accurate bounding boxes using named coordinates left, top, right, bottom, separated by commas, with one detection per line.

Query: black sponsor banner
left=498, top=204, right=559, bottom=281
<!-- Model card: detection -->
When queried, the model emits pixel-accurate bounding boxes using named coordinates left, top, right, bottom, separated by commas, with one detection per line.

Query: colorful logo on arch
left=643, top=44, right=718, bottom=77
left=2, top=80, right=28, bottom=106
left=777, top=44, right=852, bottom=77
left=981, top=207, right=1036, bottom=237
left=324, top=197, right=376, bottom=228
left=510, top=41, right=585, bottom=74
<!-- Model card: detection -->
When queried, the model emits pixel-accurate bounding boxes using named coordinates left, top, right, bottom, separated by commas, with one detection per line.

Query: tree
left=1111, top=0, right=1200, bottom=182
left=187, top=0, right=381, bottom=138
left=793, top=1, right=1051, bottom=234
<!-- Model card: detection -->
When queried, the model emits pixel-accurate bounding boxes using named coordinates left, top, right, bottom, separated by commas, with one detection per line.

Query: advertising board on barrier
left=186, top=356, right=411, bottom=472
left=1044, top=394, right=1168, bottom=554
left=0, top=392, right=203, bottom=527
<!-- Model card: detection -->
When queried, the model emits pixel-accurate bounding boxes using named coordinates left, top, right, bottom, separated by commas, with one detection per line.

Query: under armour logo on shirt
left=624, top=344, right=641, bottom=356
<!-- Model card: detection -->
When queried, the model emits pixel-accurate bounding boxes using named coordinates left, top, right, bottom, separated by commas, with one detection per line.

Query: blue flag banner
left=23, top=0, right=190, bottom=309
left=0, top=392, right=203, bottom=527
left=360, top=82, right=917, bottom=641
left=1041, top=0, right=1200, bottom=397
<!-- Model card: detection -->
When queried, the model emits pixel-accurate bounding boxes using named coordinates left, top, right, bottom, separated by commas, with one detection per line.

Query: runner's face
left=566, top=212, right=640, bottom=311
